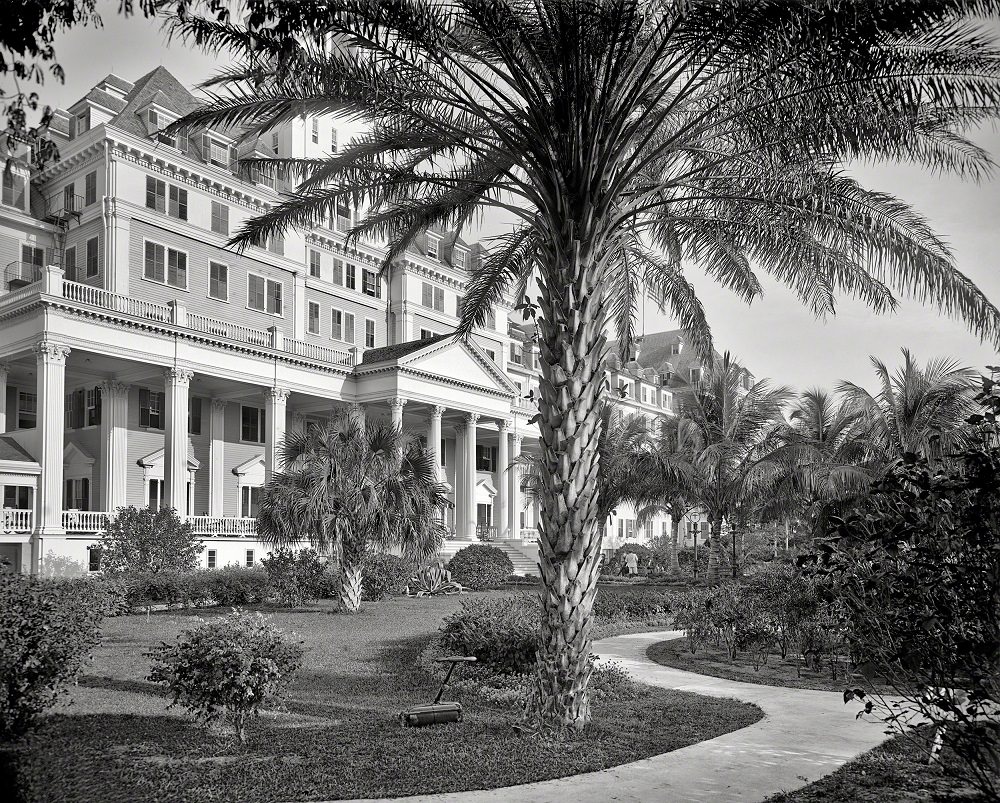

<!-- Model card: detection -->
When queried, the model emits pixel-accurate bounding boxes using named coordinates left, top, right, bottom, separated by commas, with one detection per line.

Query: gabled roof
left=360, top=334, right=449, bottom=365
left=137, top=447, right=200, bottom=470
left=0, top=436, right=35, bottom=463
left=106, top=66, right=203, bottom=140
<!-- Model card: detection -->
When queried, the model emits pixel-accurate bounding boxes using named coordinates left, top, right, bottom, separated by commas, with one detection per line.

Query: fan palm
left=838, top=349, right=978, bottom=467
left=257, top=413, right=449, bottom=611
left=170, top=0, right=1000, bottom=732
left=678, top=353, right=792, bottom=583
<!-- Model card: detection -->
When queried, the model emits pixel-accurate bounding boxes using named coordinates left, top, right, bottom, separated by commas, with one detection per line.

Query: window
left=209, top=261, right=228, bottom=300
left=2, top=171, right=26, bottom=210
left=247, top=274, right=282, bottom=315
left=188, top=397, right=203, bottom=435
left=486, top=349, right=496, bottom=362
left=85, top=171, right=97, bottom=206
left=202, top=135, right=230, bottom=168
left=245, top=549, right=256, bottom=568
left=689, top=367, right=702, bottom=383
left=421, top=282, right=445, bottom=311
left=361, top=268, right=381, bottom=298
left=345, top=263, right=356, bottom=290
left=440, top=439, right=447, bottom=466
left=85, top=386, right=102, bottom=426
left=206, top=549, right=217, bottom=569
left=143, top=241, right=186, bottom=289
left=65, top=389, right=85, bottom=429
left=241, top=405, right=266, bottom=443
left=63, top=183, right=75, bottom=212
left=453, top=248, right=466, bottom=269
left=670, top=342, right=682, bottom=355
left=147, top=109, right=184, bottom=149
left=145, top=176, right=166, bottom=212
left=509, top=343, right=523, bottom=365
left=420, top=328, right=436, bottom=340
left=308, top=249, right=321, bottom=278
left=64, top=246, right=76, bottom=281
left=362, top=318, right=375, bottom=348
left=211, top=201, right=229, bottom=235
left=88, top=546, right=102, bottom=573
left=335, top=203, right=352, bottom=233
left=147, top=479, right=165, bottom=511
left=332, top=258, right=344, bottom=285
left=17, top=392, right=36, bottom=429
left=330, top=309, right=355, bottom=343
left=64, top=478, right=90, bottom=511
left=86, top=237, right=99, bottom=278
left=241, top=486, right=262, bottom=517
left=330, top=127, right=338, bottom=152
left=486, top=308, right=496, bottom=329
left=476, top=445, right=497, bottom=472
left=76, top=108, right=91, bottom=135
left=267, top=234, right=284, bottom=256
left=271, top=132, right=280, bottom=154
left=3, top=485, right=31, bottom=509
left=168, top=185, right=188, bottom=220
left=139, top=389, right=165, bottom=429
left=311, top=117, right=319, bottom=144
left=308, top=301, right=320, bottom=334
left=426, top=236, right=439, bottom=260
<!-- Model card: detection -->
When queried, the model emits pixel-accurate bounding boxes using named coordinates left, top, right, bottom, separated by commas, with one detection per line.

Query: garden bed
left=3, top=594, right=761, bottom=803
left=766, top=731, right=997, bottom=802
left=646, top=637, right=862, bottom=692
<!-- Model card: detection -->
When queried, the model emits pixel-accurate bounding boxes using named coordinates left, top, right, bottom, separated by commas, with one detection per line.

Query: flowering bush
left=148, top=610, right=304, bottom=742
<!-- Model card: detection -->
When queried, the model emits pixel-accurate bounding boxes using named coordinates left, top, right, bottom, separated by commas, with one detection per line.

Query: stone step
left=437, top=538, right=539, bottom=576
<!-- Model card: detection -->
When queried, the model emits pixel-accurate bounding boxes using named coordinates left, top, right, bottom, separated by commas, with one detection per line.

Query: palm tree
left=678, top=354, right=792, bottom=583
left=777, top=388, right=872, bottom=539
left=170, top=1, right=1000, bottom=732
left=257, top=413, right=449, bottom=611
left=838, top=349, right=978, bottom=468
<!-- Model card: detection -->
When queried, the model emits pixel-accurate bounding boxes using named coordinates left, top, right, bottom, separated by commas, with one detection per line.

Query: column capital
left=389, top=396, right=408, bottom=410
left=464, top=412, right=481, bottom=426
left=498, top=418, right=513, bottom=432
left=0, top=363, right=9, bottom=380
left=211, top=398, right=229, bottom=413
left=347, top=402, right=366, bottom=415
left=430, top=405, right=446, bottom=420
left=263, top=386, right=291, bottom=404
left=33, top=340, right=70, bottom=364
left=97, top=379, right=129, bottom=398
left=164, top=367, right=194, bottom=385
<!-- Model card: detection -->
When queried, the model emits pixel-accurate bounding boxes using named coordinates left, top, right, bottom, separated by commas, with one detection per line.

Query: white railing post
left=42, top=264, right=64, bottom=295
left=169, top=300, right=187, bottom=327
left=268, top=325, right=283, bottom=350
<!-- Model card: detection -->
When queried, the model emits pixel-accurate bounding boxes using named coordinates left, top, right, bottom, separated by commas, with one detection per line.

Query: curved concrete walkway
left=335, top=630, right=890, bottom=803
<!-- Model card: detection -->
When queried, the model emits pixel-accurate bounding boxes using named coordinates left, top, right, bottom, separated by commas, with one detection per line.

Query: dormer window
left=426, top=235, right=441, bottom=261
left=201, top=134, right=235, bottom=169
left=147, top=109, right=186, bottom=150
left=453, top=248, right=467, bottom=269
left=670, top=341, right=683, bottom=356
left=690, top=367, right=702, bottom=383
left=271, top=132, right=279, bottom=154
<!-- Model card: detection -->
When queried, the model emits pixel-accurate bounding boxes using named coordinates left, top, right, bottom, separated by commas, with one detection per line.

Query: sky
left=9, top=4, right=1000, bottom=393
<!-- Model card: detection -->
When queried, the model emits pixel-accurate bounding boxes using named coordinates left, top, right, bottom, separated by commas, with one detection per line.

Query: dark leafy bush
left=0, top=575, right=104, bottom=739
left=439, top=594, right=540, bottom=674
left=96, top=505, right=202, bottom=575
left=605, top=542, right=653, bottom=575
left=447, top=544, right=514, bottom=590
left=362, top=553, right=413, bottom=601
left=262, top=549, right=330, bottom=606
left=405, top=562, right=463, bottom=596
left=205, top=567, right=272, bottom=607
left=593, top=588, right=672, bottom=622
left=148, top=609, right=304, bottom=742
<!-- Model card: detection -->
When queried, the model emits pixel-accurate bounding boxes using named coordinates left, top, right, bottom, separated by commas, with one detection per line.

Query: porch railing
left=1, top=509, right=33, bottom=534
left=476, top=525, right=498, bottom=541
left=62, top=510, right=110, bottom=532
left=187, top=516, right=258, bottom=536
left=284, top=336, right=354, bottom=367
left=62, top=280, right=172, bottom=322
left=187, top=312, right=271, bottom=348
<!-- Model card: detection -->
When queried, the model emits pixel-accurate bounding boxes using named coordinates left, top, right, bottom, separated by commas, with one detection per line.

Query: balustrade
left=1, top=509, right=33, bottom=534
left=187, top=516, right=258, bottom=537
left=62, top=510, right=110, bottom=532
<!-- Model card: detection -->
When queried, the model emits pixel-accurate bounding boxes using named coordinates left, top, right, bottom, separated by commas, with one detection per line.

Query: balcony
left=61, top=511, right=259, bottom=538
left=5, top=261, right=43, bottom=291
left=1, top=509, right=33, bottom=534
left=42, top=193, right=85, bottom=226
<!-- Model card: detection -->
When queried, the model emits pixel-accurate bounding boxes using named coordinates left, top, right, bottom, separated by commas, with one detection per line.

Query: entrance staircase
left=438, top=538, right=539, bottom=576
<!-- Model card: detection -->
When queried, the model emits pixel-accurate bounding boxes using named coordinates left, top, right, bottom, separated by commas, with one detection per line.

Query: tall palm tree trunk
left=340, top=561, right=363, bottom=612
left=707, top=515, right=724, bottom=584
left=529, top=242, right=609, bottom=735
left=669, top=516, right=682, bottom=575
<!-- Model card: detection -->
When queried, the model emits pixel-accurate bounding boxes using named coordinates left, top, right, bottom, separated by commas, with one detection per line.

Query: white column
left=0, top=363, right=8, bottom=433
left=293, top=273, right=307, bottom=340
left=497, top=419, right=511, bottom=539
left=164, top=368, right=193, bottom=514
left=464, top=412, right=480, bottom=539
left=510, top=433, right=523, bottom=539
left=389, top=396, right=407, bottom=430
left=348, top=402, right=366, bottom=429
left=34, top=341, right=70, bottom=541
left=98, top=380, right=129, bottom=513
left=454, top=423, right=465, bottom=535
left=263, top=387, right=290, bottom=484
left=209, top=399, right=227, bottom=517
left=428, top=405, right=445, bottom=481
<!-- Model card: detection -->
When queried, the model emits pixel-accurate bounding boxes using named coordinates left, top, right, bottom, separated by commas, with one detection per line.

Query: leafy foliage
left=148, top=610, right=304, bottom=742
left=439, top=594, right=540, bottom=675
left=261, top=548, right=333, bottom=607
left=447, top=544, right=514, bottom=591
left=0, top=575, right=103, bottom=739
left=405, top=562, right=464, bottom=596
left=96, top=506, right=203, bottom=576
left=361, top=553, right=412, bottom=601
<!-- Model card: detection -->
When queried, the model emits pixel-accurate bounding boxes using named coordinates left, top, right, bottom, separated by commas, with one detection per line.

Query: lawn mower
left=400, top=655, right=476, bottom=727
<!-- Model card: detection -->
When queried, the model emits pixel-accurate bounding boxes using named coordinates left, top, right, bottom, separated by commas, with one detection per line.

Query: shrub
left=362, top=553, right=413, bottom=601
left=593, top=588, right=672, bottom=622
left=406, top=562, right=463, bottom=596
left=206, top=566, right=271, bottom=607
left=447, top=544, right=514, bottom=590
left=0, top=575, right=104, bottom=739
left=439, top=594, right=540, bottom=674
left=96, top=506, right=202, bottom=575
left=606, top=542, right=653, bottom=576
left=262, top=549, right=330, bottom=607
left=148, top=610, right=304, bottom=742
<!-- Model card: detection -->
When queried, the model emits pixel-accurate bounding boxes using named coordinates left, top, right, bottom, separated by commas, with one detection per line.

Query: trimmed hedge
left=363, top=554, right=413, bottom=601
left=439, top=593, right=540, bottom=674
left=447, top=544, right=514, bottom=590
left=0, top=575, right=104, bottom=738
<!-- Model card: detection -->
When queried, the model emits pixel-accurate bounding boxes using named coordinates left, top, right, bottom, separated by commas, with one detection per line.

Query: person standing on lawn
left=624, top=551, right=639, bottom=577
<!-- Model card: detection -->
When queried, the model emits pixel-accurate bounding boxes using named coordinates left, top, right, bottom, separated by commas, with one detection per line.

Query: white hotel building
left=0, top=68, right=710, bottom=576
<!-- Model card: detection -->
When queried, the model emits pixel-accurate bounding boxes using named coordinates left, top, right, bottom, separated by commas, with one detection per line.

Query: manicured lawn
left=646, top=637, right=863, bottom=692
left=4, top=594, right=762, bottom=803
left=766, top=731, right=997, bottom=802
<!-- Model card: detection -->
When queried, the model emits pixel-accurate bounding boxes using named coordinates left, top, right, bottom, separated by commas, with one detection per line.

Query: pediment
left=232, top=454, right=264, bottom=476
left=137, top=447, right=200, bottom=471
left=64, top=442, right=95, bottom=467
left=396, top=338, right=518, bottom=396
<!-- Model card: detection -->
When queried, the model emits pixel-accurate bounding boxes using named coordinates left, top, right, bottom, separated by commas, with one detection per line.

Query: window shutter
left=421, top=282, right=432, bottom=307
left=65, top=479, right=73, bottom=508
left=344, top=312, right=355, bottom=343
left=73, top=389, right=85, bottom=429
left=333, top=259, right=343, bottom=285
left=139, top=388, right=150, bottom=427
left=229, top=145, right=239, bottom=173
left=81, top=478, right=90, bottom=510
